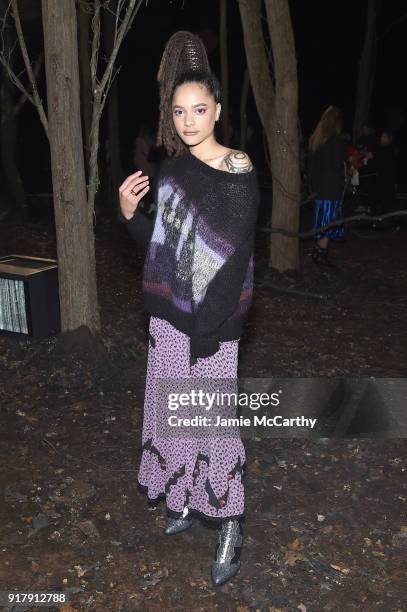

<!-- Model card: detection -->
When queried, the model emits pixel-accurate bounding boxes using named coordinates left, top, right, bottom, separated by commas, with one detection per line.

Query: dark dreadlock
left=172, top=70, right=221, bottom=105
left=157, top=30, right=211, bottom=157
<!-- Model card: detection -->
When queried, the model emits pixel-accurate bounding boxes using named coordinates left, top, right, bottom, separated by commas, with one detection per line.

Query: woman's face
left=172, top=82, right=221, bottom=147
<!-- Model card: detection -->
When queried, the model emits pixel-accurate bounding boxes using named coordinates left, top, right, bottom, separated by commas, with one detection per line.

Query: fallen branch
left=256, top=281, right=328, bottom=300
left=258, top=210, right=407, bottom=238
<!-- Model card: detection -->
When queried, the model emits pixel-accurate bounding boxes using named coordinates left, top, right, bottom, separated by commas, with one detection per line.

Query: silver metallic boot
left=211, top=519, right=243, bottom=586
left=164, top=505, right=193, bottom=536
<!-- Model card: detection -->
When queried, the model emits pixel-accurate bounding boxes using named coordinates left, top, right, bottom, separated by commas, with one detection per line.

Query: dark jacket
left=307, top=135, right=346, bottom=200
left=368, top=143, right=397, bottom=201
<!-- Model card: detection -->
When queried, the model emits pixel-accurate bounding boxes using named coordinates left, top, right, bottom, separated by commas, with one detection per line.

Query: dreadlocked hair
left=157, top=30, right=211, bottom=157
left=172, top=70, right=221, bottom=104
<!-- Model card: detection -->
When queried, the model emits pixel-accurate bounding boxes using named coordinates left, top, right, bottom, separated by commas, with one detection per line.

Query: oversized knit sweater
left=118, top=152, right=259, bottom=360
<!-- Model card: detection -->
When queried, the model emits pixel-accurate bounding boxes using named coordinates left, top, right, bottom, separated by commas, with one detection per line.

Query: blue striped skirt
left=312, top=199, right=345, bottom=240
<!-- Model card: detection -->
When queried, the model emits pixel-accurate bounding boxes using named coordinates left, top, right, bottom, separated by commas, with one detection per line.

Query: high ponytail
left=156, top=31, right=211, bottom=156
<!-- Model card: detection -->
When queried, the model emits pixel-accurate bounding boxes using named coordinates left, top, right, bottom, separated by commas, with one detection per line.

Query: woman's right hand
left=118, top=170, right=150, bottom=220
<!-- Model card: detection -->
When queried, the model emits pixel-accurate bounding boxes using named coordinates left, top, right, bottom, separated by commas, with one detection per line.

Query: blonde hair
left=309, top=106, right=343, bottom=152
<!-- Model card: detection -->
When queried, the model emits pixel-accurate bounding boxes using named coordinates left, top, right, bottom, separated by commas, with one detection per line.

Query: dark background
left=17, top=0, right=407, bottom=195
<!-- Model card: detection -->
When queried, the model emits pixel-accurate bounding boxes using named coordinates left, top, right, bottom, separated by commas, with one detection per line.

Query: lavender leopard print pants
left=137, top=316, right=246, bottom=522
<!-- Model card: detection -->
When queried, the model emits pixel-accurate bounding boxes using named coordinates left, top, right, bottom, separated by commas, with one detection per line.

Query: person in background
left=368, top=130, right=397, bottom=216
left=357, top=121, right=378, bottom=156
left=307, top=106, right=346, bottom=267
left=133, top=123, right=157, bottom=176
left=356, top=122, right=377, bottom=198
left=132, top=124, right=158, bottom=214
left=346, top=142, right=367, bottom=189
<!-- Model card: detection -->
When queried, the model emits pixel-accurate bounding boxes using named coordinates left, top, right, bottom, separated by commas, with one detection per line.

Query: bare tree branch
left=0, top=52, right=34, bottom=103
left=87, top=0, right=145, bottom=217
left=0, top=1, right=34, bottom=106
left=99, top=0, right=143, bottom=95
left=1, top=0, right=145, bottom=221
left=90, top=0, right=101, bottom=94
left=14, top=50, right=43, bottom=116
left=10, top=0, right=48, bottom=135
left=0, top=2, right=47, bottom=134
left=377, top=10, right=407, bottom=40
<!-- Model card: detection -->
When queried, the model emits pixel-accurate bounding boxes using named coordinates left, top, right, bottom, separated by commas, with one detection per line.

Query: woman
left=117, top=69, right=259, bottom=586
left=308, top=106, right=346, bottom=266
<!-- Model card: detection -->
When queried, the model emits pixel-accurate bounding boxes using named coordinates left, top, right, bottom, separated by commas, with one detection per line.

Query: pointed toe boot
left=211, top=519, right=243, bottom=586
left=164, top=506, right=193, bottom=536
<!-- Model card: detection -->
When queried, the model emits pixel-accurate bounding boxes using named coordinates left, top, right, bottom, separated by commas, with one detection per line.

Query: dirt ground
left=0, top=211, right=406, bottom=612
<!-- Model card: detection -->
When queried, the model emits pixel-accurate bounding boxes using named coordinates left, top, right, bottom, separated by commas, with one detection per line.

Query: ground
left=0, top=212, right=406, bottom=611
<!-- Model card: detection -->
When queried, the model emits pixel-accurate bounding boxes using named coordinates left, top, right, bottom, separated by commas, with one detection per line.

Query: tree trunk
left=238, top=0, right=300, bottom=271
left=219, top=0, right=230, bottom=146
left=353, top=0, right=378, bottom=143
left=77, top=0, right=93, bottom=181
left=42, top=0, right=100, bottom=332
left=265, top=0, right=300, bottom=271
left=239, top=67, right=250, bottom=150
